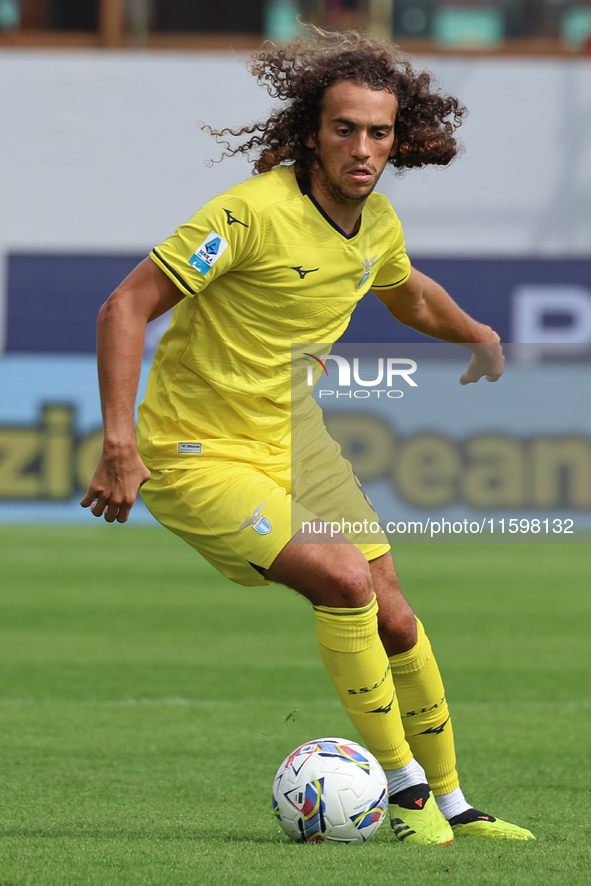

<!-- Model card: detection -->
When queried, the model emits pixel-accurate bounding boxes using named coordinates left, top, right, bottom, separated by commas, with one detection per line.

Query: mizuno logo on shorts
left=178, top=442, right=202, bottom=454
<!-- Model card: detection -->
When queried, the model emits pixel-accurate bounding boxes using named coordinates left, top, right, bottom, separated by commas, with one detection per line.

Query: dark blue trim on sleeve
left=371, top=274, right=411, bottom=290
left=151, top=248, right=195, bottom=295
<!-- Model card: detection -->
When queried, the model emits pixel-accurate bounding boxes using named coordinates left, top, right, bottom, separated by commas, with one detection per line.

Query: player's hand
left=80, top=449, right=151, bottom=524
left=460, top=341, right=505, bottom=385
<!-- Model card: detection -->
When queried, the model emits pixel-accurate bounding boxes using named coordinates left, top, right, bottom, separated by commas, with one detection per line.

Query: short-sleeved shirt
left=137, top=164, right=411, bottom=466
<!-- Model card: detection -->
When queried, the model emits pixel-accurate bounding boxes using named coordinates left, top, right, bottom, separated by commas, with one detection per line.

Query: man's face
left=307, top=81, right=398, bottom=207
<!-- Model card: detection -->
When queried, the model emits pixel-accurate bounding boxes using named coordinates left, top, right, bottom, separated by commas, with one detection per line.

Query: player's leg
left=289, top=433, right=453, bottom=842
left=370, top=552, right=534, bottom=841
left=141, top=460, right=417, bottom=793
left=263, top=532, right=453, bottom=845
left=349, top=552, right=455, bottom=842
left=293, top=425, right=533, bottom=840
left=263, top=531, right=413, bottom=771
left=139, top=462, right=441, bottom=840
left=370, top=553, right=459, bottom=795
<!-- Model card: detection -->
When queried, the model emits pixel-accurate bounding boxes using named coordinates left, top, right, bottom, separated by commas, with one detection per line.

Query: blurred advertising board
left=2, top=344, right=590, bottom=539
left=291, top=343, right=591, bottom=544
left=5, top=254, right=591, bottom=352
left=0, top=356, right=151, bottom=523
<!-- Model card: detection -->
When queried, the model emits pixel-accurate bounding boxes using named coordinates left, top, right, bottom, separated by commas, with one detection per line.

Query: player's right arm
left=80, top=258, right=184, bottom=523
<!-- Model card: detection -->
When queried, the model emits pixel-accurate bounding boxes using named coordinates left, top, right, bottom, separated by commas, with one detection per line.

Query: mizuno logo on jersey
left=188, top=230, right=229, bottom=276
left=223, top=208, right=249, bottom=227
left=238, top=501, right=272, bottom=535
left=290, top=266, right=319, bottom=279
left=358, top=255, right=377, bottom=289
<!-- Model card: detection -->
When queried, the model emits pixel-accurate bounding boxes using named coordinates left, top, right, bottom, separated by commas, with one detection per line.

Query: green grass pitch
left=0, top=525, right=589, bottom=885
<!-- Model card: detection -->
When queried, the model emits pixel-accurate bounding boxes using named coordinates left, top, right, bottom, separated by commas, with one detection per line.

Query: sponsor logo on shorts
left=238, top=501, right=273, bottom=535
left=177, top=442, right=202, bottom=454
left=188, top=230, right=229, bottom=276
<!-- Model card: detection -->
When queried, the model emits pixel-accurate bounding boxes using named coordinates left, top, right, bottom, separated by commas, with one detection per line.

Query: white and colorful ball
left=272, top=737, right=389, bottom=843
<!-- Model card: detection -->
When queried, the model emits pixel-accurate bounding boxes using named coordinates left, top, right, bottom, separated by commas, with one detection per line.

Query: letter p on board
left=512, top=285, right=591, bottom=360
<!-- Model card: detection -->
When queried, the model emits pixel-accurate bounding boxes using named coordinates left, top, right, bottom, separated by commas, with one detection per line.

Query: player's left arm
left=374, top=267, right=504, bottom=384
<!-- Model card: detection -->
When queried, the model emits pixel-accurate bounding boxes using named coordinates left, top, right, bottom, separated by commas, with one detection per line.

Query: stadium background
left=0, top=7, right=590, bottom=884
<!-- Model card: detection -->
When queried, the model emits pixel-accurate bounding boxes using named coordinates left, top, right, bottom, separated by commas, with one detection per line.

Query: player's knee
left=326, top=559, right=373, bottom=608
left=378, top=606, right=417, bottom=654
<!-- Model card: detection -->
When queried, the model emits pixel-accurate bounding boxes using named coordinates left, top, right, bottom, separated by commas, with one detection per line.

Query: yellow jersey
left=137, top=164, right=411, bottom=465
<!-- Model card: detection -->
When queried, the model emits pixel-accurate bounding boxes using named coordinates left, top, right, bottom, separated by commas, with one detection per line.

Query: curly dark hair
left=206, top=27, right=466, bottom=177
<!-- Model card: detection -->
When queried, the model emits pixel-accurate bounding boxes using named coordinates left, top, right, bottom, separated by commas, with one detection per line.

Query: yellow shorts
left=140, top=433, right=390, bottom=587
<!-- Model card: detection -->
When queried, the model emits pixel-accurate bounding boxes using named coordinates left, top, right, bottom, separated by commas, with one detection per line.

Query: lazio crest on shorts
left=238, top=501, right=273, bottom=535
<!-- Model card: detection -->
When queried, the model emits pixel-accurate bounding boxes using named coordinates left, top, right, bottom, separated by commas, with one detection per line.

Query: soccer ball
left=272, top=737, right=389, bottom=843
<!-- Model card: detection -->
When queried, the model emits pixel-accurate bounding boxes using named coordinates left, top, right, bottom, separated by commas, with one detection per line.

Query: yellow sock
left=388, top=619, right=459, bottom=796
left=315, top=595, right=413, bottom=771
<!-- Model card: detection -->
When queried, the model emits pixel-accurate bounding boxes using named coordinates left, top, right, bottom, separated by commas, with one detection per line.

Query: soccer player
left=82, top=29, right=534, bottom=844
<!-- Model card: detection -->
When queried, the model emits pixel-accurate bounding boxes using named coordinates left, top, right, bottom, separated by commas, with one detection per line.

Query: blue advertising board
left=6, top=253, right=591, bottom=352
left=1, top=254, right=591, bottom=527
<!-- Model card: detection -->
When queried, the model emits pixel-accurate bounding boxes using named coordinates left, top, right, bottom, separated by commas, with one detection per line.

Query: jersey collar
left=297, top=176, right=362, bottom=241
